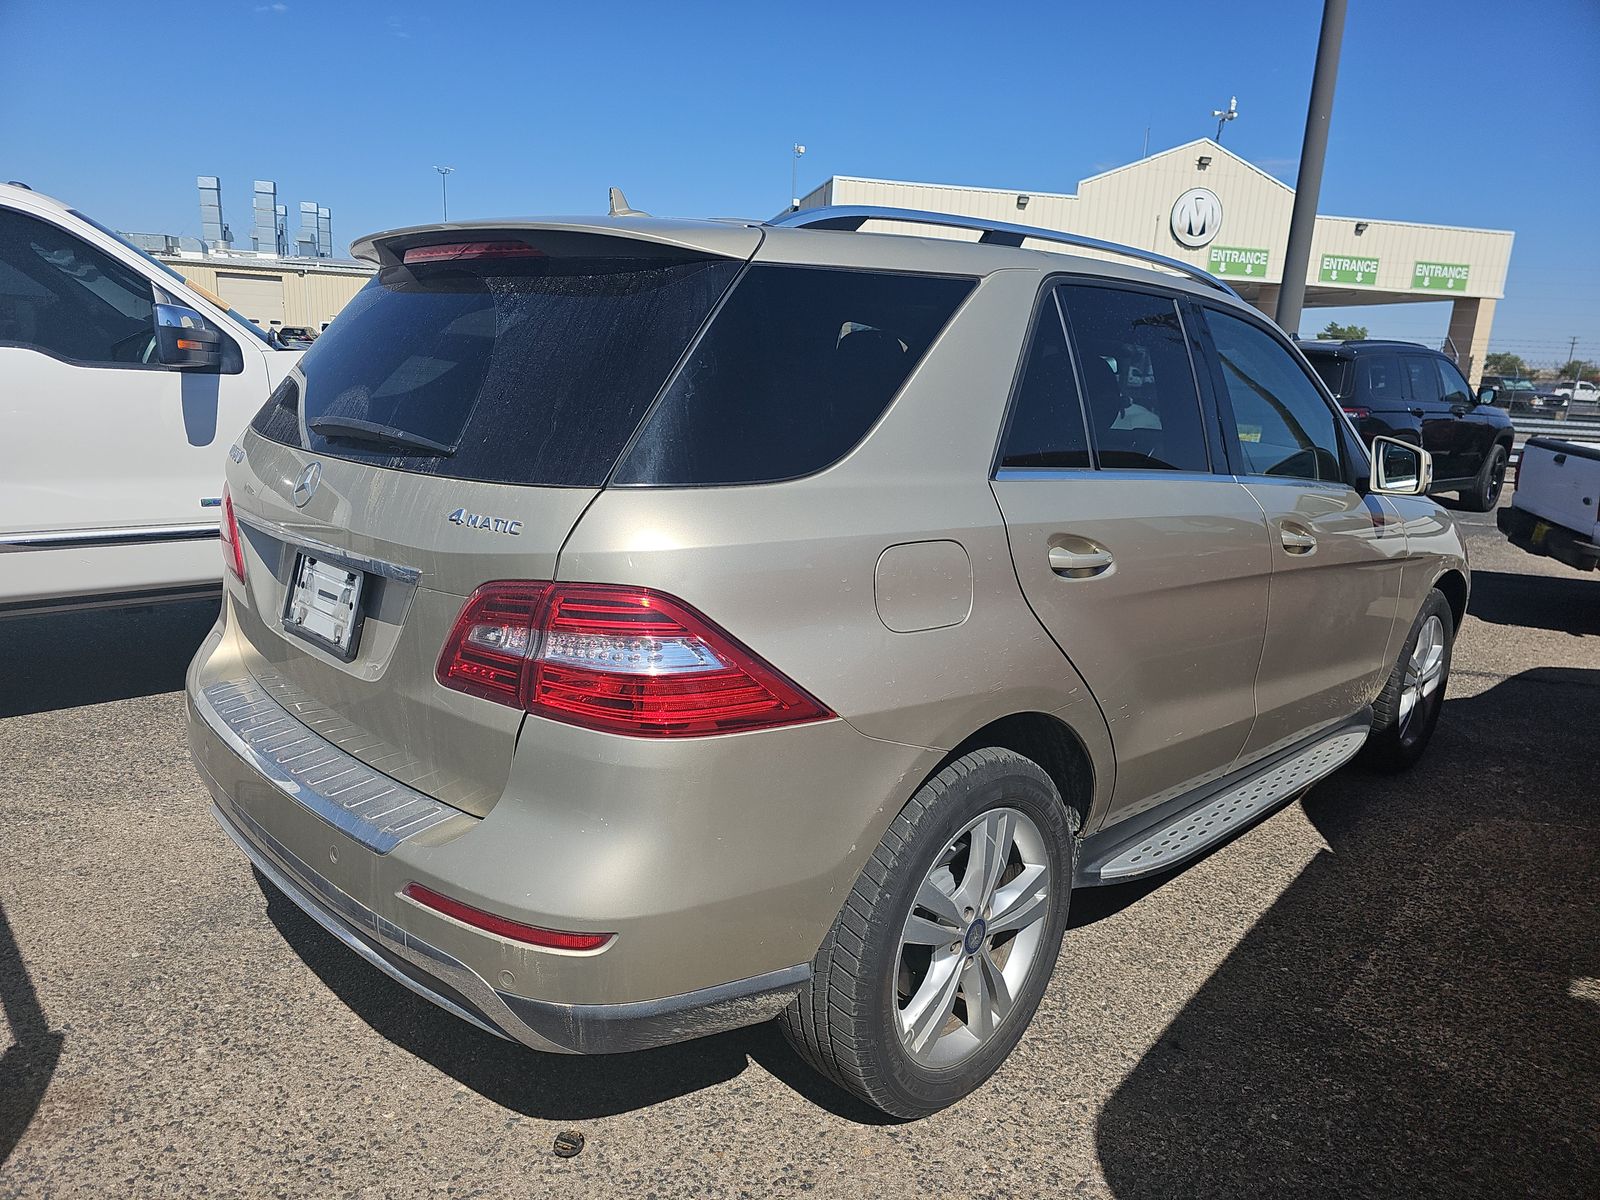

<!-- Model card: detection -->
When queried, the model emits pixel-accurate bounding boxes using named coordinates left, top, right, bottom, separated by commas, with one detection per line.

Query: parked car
left=186, top=206, right=1467, bottom=1119
left=1498, top=438, right=1600, bottom=572
left=1479, top=373, right=1567, bottom=415
left=0, top=182, right=301, bottom=617
left=1302, top=340, right=1515, bottom=511
left=1552, top=379, right=1600, bottom=405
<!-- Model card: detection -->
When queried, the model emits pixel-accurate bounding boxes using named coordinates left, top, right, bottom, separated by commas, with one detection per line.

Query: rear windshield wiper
left=306, top=416, right=456, bottom=456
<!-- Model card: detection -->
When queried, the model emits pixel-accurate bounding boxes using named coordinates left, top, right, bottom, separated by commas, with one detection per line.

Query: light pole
left=791, top=144, right=806, bottom=211
left=433, top=165, right=455, bottom=222
left=1275, top=0, right=1346, bottom=337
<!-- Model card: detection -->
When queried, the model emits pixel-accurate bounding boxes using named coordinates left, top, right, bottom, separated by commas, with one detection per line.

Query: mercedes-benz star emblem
left=292, top=462, right=322, bottom=508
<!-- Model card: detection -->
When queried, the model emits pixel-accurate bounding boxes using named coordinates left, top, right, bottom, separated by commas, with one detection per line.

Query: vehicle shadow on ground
left=1094, top=667, right=1600, bottom=1199
left=1466, top=569, right=1600, bottom=636
left=0, top=899, right=65, bottom=1167
left=0, top=599, right=218, bottom=717
left=257, top=872, right=895, bottom=1124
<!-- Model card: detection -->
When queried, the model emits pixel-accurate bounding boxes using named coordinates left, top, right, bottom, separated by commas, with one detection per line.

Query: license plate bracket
left=283, top=552, right=366, bottom=661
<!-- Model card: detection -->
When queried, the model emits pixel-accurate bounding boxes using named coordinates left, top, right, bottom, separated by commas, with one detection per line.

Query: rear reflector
left=220, top=486, right=246, bottom=582
left=1342, top=406, right=1371, bottom=419
left=436, top=582, right=832, bottom=737
left=402, top=241, right=544, bottom=264
left=402, top=883, right=612, bottom=951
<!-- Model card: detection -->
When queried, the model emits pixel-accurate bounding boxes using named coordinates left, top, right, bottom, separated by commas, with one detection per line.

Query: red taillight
left=402, top=883, right=612, bottom=951
left=1342, top=406, right=1371, bottom=420
left=402, top=241, right=544, bottom=264
left=220, top=486, right=246, bottom=582
left=435, top=582, right=833, bottom=738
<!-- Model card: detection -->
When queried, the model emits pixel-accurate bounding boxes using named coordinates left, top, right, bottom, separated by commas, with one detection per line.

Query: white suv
left=0, top=182, right=300, bottom=616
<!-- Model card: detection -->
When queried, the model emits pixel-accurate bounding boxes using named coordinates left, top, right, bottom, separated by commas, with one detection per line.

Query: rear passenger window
left=1206, top=308, right=1344, bottom=482
left=1358, top=354, right=1403, bottom=405
left=1056, top=285, right=1209, bottom=472
left=615, top=266, right=974, bottom=486
left=999, top=291, right=1090, bottom=468
left=1405, top=355, right=1443, bottom=406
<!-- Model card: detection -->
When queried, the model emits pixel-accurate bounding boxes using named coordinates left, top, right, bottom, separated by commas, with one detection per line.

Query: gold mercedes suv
left=186, top=205, right=1466, bottom=1118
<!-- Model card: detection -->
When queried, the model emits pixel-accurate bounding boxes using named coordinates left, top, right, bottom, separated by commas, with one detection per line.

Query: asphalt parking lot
left=2, top=502, right=1596, bottom=1199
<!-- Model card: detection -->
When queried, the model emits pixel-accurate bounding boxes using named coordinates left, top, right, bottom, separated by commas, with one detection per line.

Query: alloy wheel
left=1398, top=614, right=1446, bottom=743
left=894, top=807, right=1052, bottom=1068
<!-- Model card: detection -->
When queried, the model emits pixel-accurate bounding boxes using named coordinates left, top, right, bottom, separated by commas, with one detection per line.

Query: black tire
left=779, top=748, right=1077, bottom=1119
left=1459, top=444, right=1508, bottom=512
left=1361, top=589, right=1454, bottom=772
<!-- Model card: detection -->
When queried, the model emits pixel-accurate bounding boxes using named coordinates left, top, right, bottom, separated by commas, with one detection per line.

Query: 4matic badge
left=448, top=508, right=523, bottom=536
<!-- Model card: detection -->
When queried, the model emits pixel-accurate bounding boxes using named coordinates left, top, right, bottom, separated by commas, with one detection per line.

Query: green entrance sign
left=1320, top=254, right=1380, bottom=285
left=1412, top=261, right=1470, bottom=291
left=1208, top=246, right=1270, bottom=278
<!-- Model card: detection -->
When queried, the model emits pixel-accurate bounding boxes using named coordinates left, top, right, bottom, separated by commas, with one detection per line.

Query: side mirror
left=154, top=303, right=222, bottom=371
left=1370, top=436, right=1432, bottom=496
left=1476, top=385, right=1497, bottom=405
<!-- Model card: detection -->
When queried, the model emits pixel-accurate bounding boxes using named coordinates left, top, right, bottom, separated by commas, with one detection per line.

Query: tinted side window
left=1405, top=355, right=1444, bottom=405
left=1207, top=308, right=1344, bottom=483
left=1435, top=358, right=1472, bottom=406
left=615, top=266, right=974, bottom=486
left=0, top=207, right=155, bottom=366
left=1304, top=353, right=1348, bottom=398
left=1356, top=354, right=1404, bottom=407
left=999, top=291, right=1090, bottom=469
left=1057, top=285, right=1208, bottom=472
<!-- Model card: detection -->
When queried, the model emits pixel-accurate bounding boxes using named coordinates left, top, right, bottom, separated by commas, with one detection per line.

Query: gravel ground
left=2, top=503, right=1596, bottom=1199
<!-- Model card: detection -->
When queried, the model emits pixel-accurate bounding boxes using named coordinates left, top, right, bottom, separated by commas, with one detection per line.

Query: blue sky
left=3, top=0, right=1596, bottom=365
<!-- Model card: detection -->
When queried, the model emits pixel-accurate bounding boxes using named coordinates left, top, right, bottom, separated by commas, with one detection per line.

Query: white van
left=0, top=182, right=301, bottom=616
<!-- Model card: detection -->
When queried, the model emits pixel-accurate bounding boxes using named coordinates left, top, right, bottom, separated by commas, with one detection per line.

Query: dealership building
left=797, top=139, right=1514, bottom=383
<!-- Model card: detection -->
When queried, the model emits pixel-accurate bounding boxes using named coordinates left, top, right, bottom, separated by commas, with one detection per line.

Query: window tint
left=999, top=292, right=1090, bottom=469
left=615, top=265, right=974, bottom=486
left=251, top=234, right=741, bottom=487
left=1404, top=355, right=1443, bottom=405
left=1435, top=358, right=1473, bottom=406
left=1207, top=308, right=1344, bottom=482
left=1356, top=354, right=1404, bottom=406
left=1056, top=285, right=1209, bottom=472
left=0, top=207, right=156, bottom=366
left=1304, top=352, right=1348, bottom=398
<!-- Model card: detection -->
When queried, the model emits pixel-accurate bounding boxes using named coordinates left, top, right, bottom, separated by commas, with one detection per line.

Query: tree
left=1483, top=352, right=1530, bottom=378
left=1556, top=359, right=1599, bottom=383
left=1319, top=321, right=1368, bottom=341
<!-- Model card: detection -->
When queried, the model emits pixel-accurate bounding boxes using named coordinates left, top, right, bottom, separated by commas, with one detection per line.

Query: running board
left=1076, top=717, right=1370, bottom=885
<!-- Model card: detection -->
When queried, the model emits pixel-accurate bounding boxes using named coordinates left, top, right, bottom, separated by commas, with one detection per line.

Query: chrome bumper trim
left=0, top=522, right=218, bottom=552
left=195, top=678, right=459, bottom=854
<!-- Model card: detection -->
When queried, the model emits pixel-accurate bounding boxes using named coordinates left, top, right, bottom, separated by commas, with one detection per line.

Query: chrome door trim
left=0, top=522, right=219, bottom=552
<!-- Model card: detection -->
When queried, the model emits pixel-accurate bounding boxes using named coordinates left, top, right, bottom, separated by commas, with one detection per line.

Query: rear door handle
left=1450, top=404, right=1470, bottom=416
left=1280, top=523, right=1318, bottom=554
left=1048, top=544, right=1114, bottom=577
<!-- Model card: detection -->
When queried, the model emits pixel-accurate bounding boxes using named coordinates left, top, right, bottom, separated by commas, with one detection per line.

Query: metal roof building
left=797, top=139, right=1513, bottom=382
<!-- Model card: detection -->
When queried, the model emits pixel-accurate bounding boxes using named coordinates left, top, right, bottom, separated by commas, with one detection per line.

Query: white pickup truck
left=1498, top=438, right=1600, bottom=572
left=0, top=182, right=302, bottom=617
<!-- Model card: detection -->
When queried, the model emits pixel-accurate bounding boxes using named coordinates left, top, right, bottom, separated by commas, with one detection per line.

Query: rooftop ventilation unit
left=297, top=201, right=319, bottom=257
left=252, top=181, right=278, bottom=256
left=197, top=175, right=230, bottom=251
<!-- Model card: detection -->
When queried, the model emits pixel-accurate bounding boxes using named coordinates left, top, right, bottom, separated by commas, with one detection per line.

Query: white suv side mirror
left=1370, top=436, right=1432, bottom=496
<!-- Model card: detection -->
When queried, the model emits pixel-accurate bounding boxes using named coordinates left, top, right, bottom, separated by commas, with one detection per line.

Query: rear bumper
left=185, top=601, right=933, bottom=1052
left=203, top=788, right=805, bottom=1054
left=1498, top=505, right=1600, bottom=572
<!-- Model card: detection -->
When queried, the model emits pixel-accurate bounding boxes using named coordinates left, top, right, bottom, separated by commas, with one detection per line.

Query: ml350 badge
left=448, top=508, right=523, bottom=536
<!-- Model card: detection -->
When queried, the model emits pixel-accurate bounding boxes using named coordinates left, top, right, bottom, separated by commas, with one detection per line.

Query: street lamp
left=434, top=165, right=455, bottom=221
left=791, top=143, right=806, bottom=211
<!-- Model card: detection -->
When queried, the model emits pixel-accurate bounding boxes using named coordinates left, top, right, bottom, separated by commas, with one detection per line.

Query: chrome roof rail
left=768, top=205, right=1240, bottom=298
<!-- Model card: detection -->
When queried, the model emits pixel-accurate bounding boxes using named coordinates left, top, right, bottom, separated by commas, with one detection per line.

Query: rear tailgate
left=1515, top=438, right=1600, bottom=541
left=222, top=223, right=758, bottom=817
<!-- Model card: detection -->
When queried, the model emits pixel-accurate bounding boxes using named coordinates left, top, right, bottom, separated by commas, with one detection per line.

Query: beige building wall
left=159, top=256, right=373, bottom=330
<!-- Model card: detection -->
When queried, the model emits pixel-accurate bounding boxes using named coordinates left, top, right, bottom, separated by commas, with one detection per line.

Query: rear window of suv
left=250, top=233, right=742, bottom=487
